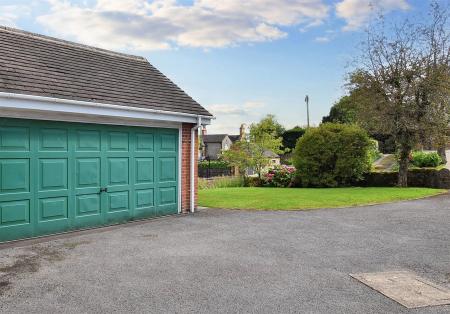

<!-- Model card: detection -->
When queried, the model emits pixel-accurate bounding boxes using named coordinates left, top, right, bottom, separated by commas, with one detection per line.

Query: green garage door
left=0, top=118, right=179, bottom=242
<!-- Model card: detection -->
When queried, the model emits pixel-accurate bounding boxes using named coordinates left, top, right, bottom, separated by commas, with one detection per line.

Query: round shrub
left=293, top=123, right=372, bottom=187
left=410, top=151, right=442, bottom=168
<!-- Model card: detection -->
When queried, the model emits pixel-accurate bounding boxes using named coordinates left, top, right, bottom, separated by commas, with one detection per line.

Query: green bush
left=198, top=160, right=230, bottom=169
left=293, top=123, right=372, bottom=187
left=198, top=176, right=244, bottom=190
left=410, top=151, right=442, bottom=168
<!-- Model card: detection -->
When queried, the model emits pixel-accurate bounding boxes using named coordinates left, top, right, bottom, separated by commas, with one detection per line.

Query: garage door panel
left=38, top=197, right=68, bottom=221
left=76, top=158, right=101, bottom=188
left=76, top=194, right=101, bottom=217
left=39, top=159, right=68, bottom=191
left=0, top=159, right=30, bottom=193
left=136, top=133, right=154, bottom=152
left=73, top=194, right=103, bottom=229
left=158, top=157, right=177, bottom=183
left=108, top=158, right=129, bottom=186
left=39, top=128, right=68, bottom=152
left=0, top=199, right=33, bottom=241
left=136, top=189, right=154, bottom=209
left=108, top=131, right=129, bottom=152
left=0, top=199, right=30, bottom=226
left=136, top=158, right=154, bottom=184
left=0, top=126, right=30, bottom=152
left=107, top=191, right=129, bottom=212
left=157, top=187, right=178, bottom=215
left=76, top=130, right=101, bottom=152
left=158, top=133, right=177, bottom=152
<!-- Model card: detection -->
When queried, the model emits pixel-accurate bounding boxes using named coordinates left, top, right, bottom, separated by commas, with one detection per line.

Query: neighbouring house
left=263, top=150, right=281, bottom=166
left=200, top=124, right=246, bottom=160
left=0, top=27, right=213, bottom=243
left=201, top=134, right=233, bottom=160
left=199, top=124, right=280, bottom=176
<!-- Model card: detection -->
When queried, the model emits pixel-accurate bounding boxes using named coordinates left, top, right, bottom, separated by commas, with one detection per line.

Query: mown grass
left=198, top=187, right=446, bottom=210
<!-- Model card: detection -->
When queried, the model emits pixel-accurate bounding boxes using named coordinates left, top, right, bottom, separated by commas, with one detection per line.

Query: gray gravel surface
left=0, top=193, right=450, bottom=313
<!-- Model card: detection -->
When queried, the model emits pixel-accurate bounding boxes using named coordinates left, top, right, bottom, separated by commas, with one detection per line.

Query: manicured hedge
left=361, top=168, right=450, bottom=189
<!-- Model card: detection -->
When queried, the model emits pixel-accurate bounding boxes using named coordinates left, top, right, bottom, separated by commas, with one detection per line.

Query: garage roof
left=0, top=27, right=212, bottom=117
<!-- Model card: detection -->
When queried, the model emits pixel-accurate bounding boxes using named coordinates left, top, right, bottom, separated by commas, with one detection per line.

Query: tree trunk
left=398, top=148, right=410, bottom=187
left=438, top=145, right=447, bottom=164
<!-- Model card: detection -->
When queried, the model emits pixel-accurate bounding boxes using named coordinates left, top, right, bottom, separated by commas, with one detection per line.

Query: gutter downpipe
left=190, top=116, right=202, bottom=213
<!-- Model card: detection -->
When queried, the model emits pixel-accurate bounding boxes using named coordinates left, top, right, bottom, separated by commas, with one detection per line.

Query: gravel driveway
left=0, top=194, right=450, bottom=313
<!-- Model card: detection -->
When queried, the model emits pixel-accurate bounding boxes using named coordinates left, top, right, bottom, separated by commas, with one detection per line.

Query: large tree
left=348, top=2, right=450, bottom=186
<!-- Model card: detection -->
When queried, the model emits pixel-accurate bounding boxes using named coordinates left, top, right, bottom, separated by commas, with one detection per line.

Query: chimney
left=239, top=124, right=246, bottom=140
left=202, top=127, right=207, bottom=136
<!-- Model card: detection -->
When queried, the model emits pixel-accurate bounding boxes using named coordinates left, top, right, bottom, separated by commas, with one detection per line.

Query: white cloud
left=37, top=0, right=330, bottom=51
left=0, top=5, right=31, bottom=27
left=243, top=101, right=265, bottom=110
left=207, top=104, right=246, bottom=115
left=314, top=36, right=330, bottom=43
left=336, top=0, right=410, bottom=31
left=206, top=101, right=266, bottom=134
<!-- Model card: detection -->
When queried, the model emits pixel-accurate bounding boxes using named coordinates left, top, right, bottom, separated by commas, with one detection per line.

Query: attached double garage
left=0, top=27, right=212, bottom=242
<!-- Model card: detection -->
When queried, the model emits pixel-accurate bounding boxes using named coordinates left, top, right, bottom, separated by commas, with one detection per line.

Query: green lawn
left=198, top=187, right=446, bottom=210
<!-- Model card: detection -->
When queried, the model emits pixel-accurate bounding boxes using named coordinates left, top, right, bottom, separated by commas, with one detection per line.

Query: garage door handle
left=100, top=187, right=108, bottom=193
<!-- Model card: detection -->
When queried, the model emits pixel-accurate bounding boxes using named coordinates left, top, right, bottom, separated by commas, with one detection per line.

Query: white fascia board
left=0, top=92, right=213, bottom=126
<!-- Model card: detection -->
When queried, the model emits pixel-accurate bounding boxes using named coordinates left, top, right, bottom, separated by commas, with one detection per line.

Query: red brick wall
left=181, top=123, right=198, bottom=213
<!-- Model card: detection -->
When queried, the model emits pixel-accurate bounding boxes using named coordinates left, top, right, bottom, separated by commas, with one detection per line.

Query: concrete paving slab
left=351, top=271, right=450, bottom=309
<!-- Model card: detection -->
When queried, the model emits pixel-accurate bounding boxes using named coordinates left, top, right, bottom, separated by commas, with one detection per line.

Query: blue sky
left=0, top=0, right=432, bottom=133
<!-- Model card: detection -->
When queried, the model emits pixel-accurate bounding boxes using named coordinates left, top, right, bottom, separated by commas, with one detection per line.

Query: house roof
left=0, top=27, right=212, bottom=117
left=228, top=135, right=241, bottom=143
left=203, top=134, right=229, bottom=143
left=263, top=149, right=280, bottom=158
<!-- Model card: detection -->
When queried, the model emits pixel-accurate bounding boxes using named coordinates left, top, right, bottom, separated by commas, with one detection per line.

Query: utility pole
left=305, top=95, right=310, bottom=128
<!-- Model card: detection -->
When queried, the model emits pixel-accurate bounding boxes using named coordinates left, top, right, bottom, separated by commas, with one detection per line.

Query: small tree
left=222, top=141, right=252, bottom=177
left=293, top=123, right=372, bottom=187
left=223, top=115, right=285, bottom=179
left=249, top=115, right=285, bottom=178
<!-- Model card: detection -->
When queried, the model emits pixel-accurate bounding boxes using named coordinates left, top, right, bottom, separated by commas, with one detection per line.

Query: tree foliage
left=293, top=123, right=372, bottom=187
left=249, top=114, right=285, bottom=140
left=221, top=140, right=253, bottom=177
left=322, top=95, right=358, bottom=124
left=281, top=126, right=306, bottom=150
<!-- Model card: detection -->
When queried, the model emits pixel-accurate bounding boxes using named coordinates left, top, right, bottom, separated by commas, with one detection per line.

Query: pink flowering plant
left=263, top=165, right=296, bottom=187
